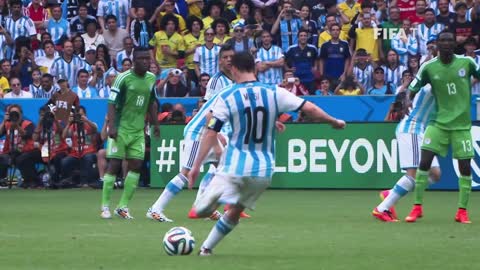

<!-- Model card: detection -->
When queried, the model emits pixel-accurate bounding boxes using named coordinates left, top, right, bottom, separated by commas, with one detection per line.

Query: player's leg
left=101, top=135, right=126, bottom=219
left=189, top=164, right=219, bottom=219
left=452, top=130, right=474, bottom=224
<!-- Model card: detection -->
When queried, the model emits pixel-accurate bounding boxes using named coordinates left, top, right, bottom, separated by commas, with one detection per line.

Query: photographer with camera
left=0, top=104, right=42, bottom=188
left=279, top=70, right=309, bottom=96
left=271, top=1, right=302, bottom=52
left=33, top=105, right=69, bottom=188
left=61, top=106, right=99, bottom=187
left=155, top=68, right=189, bottom=97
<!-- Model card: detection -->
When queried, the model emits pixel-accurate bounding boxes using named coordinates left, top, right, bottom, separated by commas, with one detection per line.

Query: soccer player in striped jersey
left=255, top=31, right=284, bottom=86
left=204, top=45, right=234, bottom=101
left=416, top=8, right=444, bottom=55
left=188, top=52, right=345, bottom=256
left=194, top=28, right=220, bottom=77
left=47, top=5, right=71, bottom=46
left=372, top=86, right=441, bottom=222
left=50, top=40, right=88, bottom=88
left=97, top=0, right=130, bottom=30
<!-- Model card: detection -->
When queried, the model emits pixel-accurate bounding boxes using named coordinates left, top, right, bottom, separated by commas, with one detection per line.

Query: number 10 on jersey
left=244, top=106, right=267, bottom=144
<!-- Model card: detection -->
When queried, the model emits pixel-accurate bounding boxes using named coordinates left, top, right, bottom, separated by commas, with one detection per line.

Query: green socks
left=414, top=169, right=429, bottom=205
left=118, top=171, right=140, bottom=208
left=458, top=175, right=472, bottom=209
left=101, top=174, right=116, bottom=207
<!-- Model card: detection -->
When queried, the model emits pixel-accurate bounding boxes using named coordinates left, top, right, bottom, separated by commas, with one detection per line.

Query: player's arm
left=469, top=57, right=480, bottom=80
left=149, top=91, right=160, bottom=138
left=408, top=62, right=429, bottom=100
left=107, top=75, right=125, bottom=139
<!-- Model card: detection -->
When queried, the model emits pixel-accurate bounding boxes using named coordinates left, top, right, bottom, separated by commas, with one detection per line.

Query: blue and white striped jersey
left=255, top=45, right=284, bottom=85
left=183, top=93, right=220, bottom=141
left=32, top=86, right=59, bottom=99
left=416, top=23, right=444, bottom=55
left=470, top=54, right=480, bottom=95
left=211, top=82, right=305, bottom=177
left=0, top=35, right=6, bottom=60
left=116, top=49, right=133, bottom=71
left=50, top=55, right=88, bottom=87
left=353, top=64, right=374, bottom=90
left=4, top=15, right=36, bottom=41
left=382, top=64, right=407, bottom=86
left=204, top=71, right=233, bottom=101
left=396, top=85, right=435, bottom=135
left=28, top=83, right=42, bottom=96
left=279, top=18, right=302, bottom=52
left=72, top=85, right=99, bottom=98
left=391, top=33, right=418, bottom=65
left=97, top=0, right=129, bottom=29
left=47, top=18, right=71, bottom=45
left=34, top=49, right=59, bottom=59
left=193, top=44, right=220, bottom=76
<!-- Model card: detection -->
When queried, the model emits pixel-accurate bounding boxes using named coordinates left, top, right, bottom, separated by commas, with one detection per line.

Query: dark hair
left=161, top=102, right=173, bottom=112
left=186, top=15, right=204, bottom=33
left=212, top=18, right=230, bottom=34
left=199, top=73, right=210, bottom=80
left=231, top=51, right=255, bottom=73
left=8, top=104, right=22, bottom=115
left=72, top=33, right=86, bottom=58
left=298, top=28, right=309, bottom=37
left=41, top=31, right=52, bottom=41
left=79, top=105, right=86, bottom=114
left=341, top=75, right=356, bottom=89
left=42, top=73, right=54, bottom=80
left=424, top=8, right=435, bottom=14
left=96, top=44, right=111, bottom=67
left=43, top=40, right=55, bottom=49
left=235, top=0, right=254, bottom=17
left=361, top=0, right=373, bottom=9
left=133, top=47, right=151, bottom=58
left=203, top=0, right=224, bottom=17
left=84, top=18, right=98, bottom=31
left=9, top=0, right=22, bottom=7
left=160, top=13, right=179, bottom=31
left=330, top=23, right=340, bottom=30
left=105, top=14, right=117, bottom=23
left=122, top=58, right=133, bottom=65
left=77, top=69, right=89, bottom=78
left=77, top=3, right=88, bottom=10
left=219, top=44, right=234, bottom=57
left=402, top=70, right=412, bottom=77
left=0, top=59, right=9, bottom=66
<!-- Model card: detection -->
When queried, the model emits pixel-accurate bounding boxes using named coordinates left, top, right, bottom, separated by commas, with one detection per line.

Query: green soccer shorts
left=106, top=132, right=145, bottom=160
left=422, top=125, right=474, bottom=159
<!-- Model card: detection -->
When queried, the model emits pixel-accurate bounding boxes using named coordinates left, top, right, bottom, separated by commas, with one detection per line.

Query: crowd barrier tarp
left=150, top=123, right=480, bottom=190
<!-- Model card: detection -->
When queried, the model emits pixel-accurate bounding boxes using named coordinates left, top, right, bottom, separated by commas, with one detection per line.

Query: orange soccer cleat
left=405, top=204, right=423, bottom=222
left=372, top=208, right=398, bottom=222
left=455, top=208, right=472, bottom=224
left=379, top=190, right=398, bottom=220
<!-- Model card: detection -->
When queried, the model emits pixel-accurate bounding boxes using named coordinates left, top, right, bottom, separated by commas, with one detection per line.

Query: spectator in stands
left=391, top=18, right=418, bottom=65
left=72, top=69, right=98, bottom=98
left=407, top=55, right=420, bottom=76
left=51, top=40, right=88, bottom=87
left=149, top=14, right=185, bottom=69
left=280, top=70, right=309, bottom=96
left=47, top=79, right=80, bottom=125
left=451, top=2, right=480, bottom=54
left=12, top=45, right=38, bottom=87
left=61, top=105, right=99, bottom=188
left=394, top=70, right=413, bottom=93
left=417, top=8, right=444, bottom=56
left=436, top=0, right=456, bottom=27
left=183, top=16, right=204, bottom=85
left=314, top=77, right=334, bottom=96
left=46, top=5, right=71, bottom=46
left=382, top=49, right=407, bottom=86
left=318, top=14, right=347, bottom=48
left=34, top=73, right=58, bottom=99
left=194, top=28, right=220, bottom=77
left=231, top=0, right=254, bottom=27
left=36, top=40, right=57, bottom=74
left=97, top=0, right=129, bottom=30
left=96, top=44, right=111, bottom=68
left=0, top=59, right=12, bottom=84
left=187, top=0, right=205, bottom=20
left=23, top=0, right=49, bottom=34
left=0, top=0, right=7, bottom=27
left=34, top=32, right=55, bottom=58
left=349, top=12, right=383, bottom=64
left=375, top=0, right=389, bottom=24
left=4, top=77, right=32, bottom=98
left=71, top=3, right=96, bottom=36
left=318, top=23, right=351, bottom=83
left=316, top=2, right=339, bottom=32
left=226, top=22, right=253, bottom=53
left=381, top=6, right=402, bottom=53
left=420, top=39, right=438, bottom=65
left=98, top=68, right=117, bottom=98
left=130, top=7, right=154, bottom=49
left=465, top=37, right=480, bottom=94
left=28, top=68, right=42, bottom=95
left=150, top=0, right=187, bottom=33
left=410, top=0, right=427, bottom=24
left=392, top=0, right=416, bottom=22
left=212, top=18, right=231, bottom=45
left=202, top=0, right=224, bottom=29
left=84, top=45, right=97, bottom=66
left=285, top=29, right=318, bottom=94
left=149, top=62, right=161, bottom=82
left=334, top=75, right=365, bottom=96
left=271, top=1, right=302, bottom=52
left=256, top=30, right=284, bottom=86
left=72, top=34, right=86, bottom=58
left=0, top=104, right=41, bottom=188
left=351, top=49, right=374, bottom=90
left=62, top=0, right=80, bottom=20
left=115, top=37, right=134, bottom=71
left=4, top=0, right=36, bottom=59
left=103, top=15, right=129, bottom=62
left=81, top=18, right=105, bottom=47
left=121, top=58, right=132, bottom=72
left=338, top=0, right=361, bottom=38
left=89, top=59, right=107, bottom=91
left=190, top=73, right=209, bottom=97
left=0, top=21, right=13, bottom=59
left=299, top=4, right=318, bottom=43
left=156, top=68, right=189, bottom=97
left=168, top=103, right=188, bottom=124
left=368, top=67, right=395, bottom=95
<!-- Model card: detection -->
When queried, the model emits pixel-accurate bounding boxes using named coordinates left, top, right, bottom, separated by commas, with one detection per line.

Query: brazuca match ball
left=163, top=227, right=195, bottom=256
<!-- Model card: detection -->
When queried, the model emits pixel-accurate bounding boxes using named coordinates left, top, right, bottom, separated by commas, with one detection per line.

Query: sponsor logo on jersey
left=424, top=138, right=431, bottom=145
left=458, top=68, right=466, bottom=77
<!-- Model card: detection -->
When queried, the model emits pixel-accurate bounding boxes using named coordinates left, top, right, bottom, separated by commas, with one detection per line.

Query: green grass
left=1, top=189, right=480, bottom=270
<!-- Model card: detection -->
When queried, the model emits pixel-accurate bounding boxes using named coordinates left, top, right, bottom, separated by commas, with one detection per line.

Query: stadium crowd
left=0, top=0, right=480, bottom=188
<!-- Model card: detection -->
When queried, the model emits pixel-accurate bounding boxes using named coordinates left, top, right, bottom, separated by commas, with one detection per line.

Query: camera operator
left=61, top=106, right=99, bottom=187
left=155, top=68, right=189, bottom=97
left=0, top=104, right=43, bottom=188
left=33, top=105, right=69, bottom=188
left=47, top=79, right=80, bottom=126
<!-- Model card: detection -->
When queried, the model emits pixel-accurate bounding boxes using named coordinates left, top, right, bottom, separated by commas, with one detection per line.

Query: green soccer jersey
left=108, top=70, right=157, bottom=133
left=409, top=55, right=480, bottom=130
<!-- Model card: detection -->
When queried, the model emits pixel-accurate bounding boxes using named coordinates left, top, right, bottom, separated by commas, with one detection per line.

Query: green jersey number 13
left=446, top=83, right=457, bottom=95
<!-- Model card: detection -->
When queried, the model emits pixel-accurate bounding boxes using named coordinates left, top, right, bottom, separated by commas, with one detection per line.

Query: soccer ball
left=163, top=227, right=195, bottom=256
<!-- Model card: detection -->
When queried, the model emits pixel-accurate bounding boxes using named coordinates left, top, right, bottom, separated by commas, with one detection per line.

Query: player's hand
left=188, top=166, right=200, bottom=189
left=153, top=125, right=160, bottom=138
left=331, top=119, right=346, bottom=129
left=275, top=121, right=286, bottom=133
left=108, top=126, right=118, bottom=139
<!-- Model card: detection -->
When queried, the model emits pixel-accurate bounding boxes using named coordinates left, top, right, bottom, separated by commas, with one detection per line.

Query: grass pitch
left=1, top=189, right=479, bottom=270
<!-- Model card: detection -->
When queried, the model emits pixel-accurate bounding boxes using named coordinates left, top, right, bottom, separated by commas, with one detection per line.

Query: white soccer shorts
left=194, top=173, right=271, bottom=213
left=396, top=132, right=439, bottom=169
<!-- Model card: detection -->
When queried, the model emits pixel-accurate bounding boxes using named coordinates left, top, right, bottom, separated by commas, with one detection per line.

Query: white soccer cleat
left=100, top=206, right=112, bottom=219
left=146, top=208, right=173, bottom=222
left=115, top=207, right=134, bottom=219
left=198, top=247, right=213, bottom=256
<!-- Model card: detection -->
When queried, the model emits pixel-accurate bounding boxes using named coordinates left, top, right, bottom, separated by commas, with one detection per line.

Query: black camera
left=42, top=111, right=55, bottom=130
left=9, top=111, right=20, bottom=122
left=286, top=8, right=296, bottom=14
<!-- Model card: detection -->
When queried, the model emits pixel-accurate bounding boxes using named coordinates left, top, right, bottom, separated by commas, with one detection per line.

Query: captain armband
left=207, top=117, right=224, bottom=132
